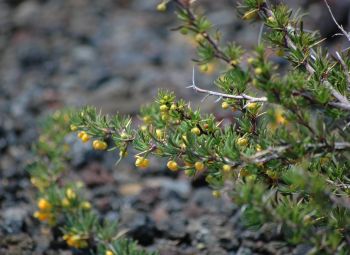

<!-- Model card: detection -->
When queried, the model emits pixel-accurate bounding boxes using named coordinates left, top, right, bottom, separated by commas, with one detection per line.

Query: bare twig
left=324, top=0, right=350, bottom=43
left=188, top=68, right=268, bottom=102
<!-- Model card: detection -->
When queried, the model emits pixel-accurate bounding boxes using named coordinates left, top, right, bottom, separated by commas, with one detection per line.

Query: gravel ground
left=0, top=0, right=349, bottom=254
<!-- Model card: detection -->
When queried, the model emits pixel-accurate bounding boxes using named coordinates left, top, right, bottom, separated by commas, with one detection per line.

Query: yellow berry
left=212, top=190, right=221, bottom=198
left=81, top=201, right=91, bottom=210
left=195, top=33, right=205, bottom=43
left=34, top=211, right=50, bottom=221
left=242, top=9, right=258, bottom=20
left=66, top=188, right=76, bottom=200
left=140, top=125, right=147, bottom=131
left=194, top=161, right=205, bottom=171
left=256, top=144, right=262, bottom=152
left=61, top=198, right=70, bottom=207
left=156, top=129, right=164, bottom=139
left=191, top=127, right=201, bottom=136
left=38, top=198, right=51, bottom=211
left=167, top=160, right=178, bottom=171
left=160, top=104, right=168, bottom=111
left=254, top=67, right=263, bottom=75
left=170, top=104, right=177, bottom=111
left=246, top=102, right=258, bottom=111
left=268, top=16, right=275, bottom=22
left=78, top=131, right=86, bottom=139
left=70, top=124, right=78, bottom=131
left=247, top=57, right=255, bottom=65
left=120, top=132, right=128, bottom=139
left=221, top=101, right=230, bottom=110
left=143, top=116, right=151, bottom=124
left=237, top=137, right=248, bottom=146
left=156, top=2, right=166, bottom=12
left=93, top=140, right=108, bottom=150
left=105, top=251, right=114, bottom=255
left=135, top=157, right=149, bottom=169
left=180, top=143, right=187, bottom=150
left=81, top=133, right=91, bottom=143
left=222, top=164, right=231, bottom=173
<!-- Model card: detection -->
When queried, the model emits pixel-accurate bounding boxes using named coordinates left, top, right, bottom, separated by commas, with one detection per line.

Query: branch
left=324, top=0, right=350, bottom=43
left=262, top=3, right=350, bottom=110
left=188, top=68, right=268, bottom=102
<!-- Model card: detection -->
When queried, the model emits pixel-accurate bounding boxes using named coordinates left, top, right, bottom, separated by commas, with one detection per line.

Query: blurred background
left=0, top=0, right=349, bottom=254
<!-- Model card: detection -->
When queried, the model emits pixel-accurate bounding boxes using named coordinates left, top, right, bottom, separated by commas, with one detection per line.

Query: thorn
left=215, top=96, right=222, bottom=103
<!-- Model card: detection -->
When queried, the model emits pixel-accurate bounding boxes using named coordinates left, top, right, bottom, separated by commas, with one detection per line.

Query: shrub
left=30, top=0, right=350, bottom=254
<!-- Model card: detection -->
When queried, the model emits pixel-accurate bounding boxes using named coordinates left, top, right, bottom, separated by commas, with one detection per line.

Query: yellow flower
left=194, top=161, right=205, bottom=171
left=93, top=140, right=108, bottom=150
left=38, top=198, right=51, bottom=211
left=135, top=157, right=150, bottom=169
left=105, top=251, right=114, bottom=255
left=170, top=104, right=177, bottom=111
left=167, top=160, right=178, bottom=171
left=191, top=127, right=201, bottom=136
left=237, top=137, right=248, bottom=146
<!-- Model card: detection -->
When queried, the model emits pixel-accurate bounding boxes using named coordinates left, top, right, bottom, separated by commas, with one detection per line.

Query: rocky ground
left=0, top=0, right=349, bottom=254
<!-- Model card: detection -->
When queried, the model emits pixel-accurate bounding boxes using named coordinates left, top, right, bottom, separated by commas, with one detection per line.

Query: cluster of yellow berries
left=34, top=198, right=54, bottom=223
left=167, top=160, right=205, bottom=172
left=135, top=156, right=150, bottom=169
left=63, top=233, right=88, bottom=249
left=77, top=131, right=90, bottom=143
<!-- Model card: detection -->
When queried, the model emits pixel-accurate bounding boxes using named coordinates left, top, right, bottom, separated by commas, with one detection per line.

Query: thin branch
left=324, top=0, right=350, bottom=43
left=262, top=3, right=350, bottom=110
left=188, top=68, right=268, bottom=102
